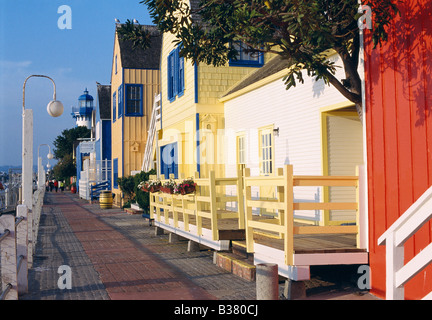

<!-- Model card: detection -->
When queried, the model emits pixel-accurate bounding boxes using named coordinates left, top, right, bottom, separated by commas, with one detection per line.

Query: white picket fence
left=79, top=159, right=111, bottom=200
left=0, top=187, right=45, bottom=300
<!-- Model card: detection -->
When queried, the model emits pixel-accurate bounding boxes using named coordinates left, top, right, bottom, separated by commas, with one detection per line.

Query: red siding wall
left=364, top=0, right=432, bottom=299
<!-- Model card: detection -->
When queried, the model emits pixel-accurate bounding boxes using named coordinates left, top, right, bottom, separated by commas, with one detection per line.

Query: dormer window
left=229, top=41, right=264, bottom=67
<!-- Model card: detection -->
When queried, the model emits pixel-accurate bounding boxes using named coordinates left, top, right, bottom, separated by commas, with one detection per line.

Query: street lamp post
left=37, top=144, right=53, bottom=189
left=22, top=75, right=63, bottom=266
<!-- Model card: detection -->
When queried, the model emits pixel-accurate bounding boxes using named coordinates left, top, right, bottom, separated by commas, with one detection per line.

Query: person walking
left=60, top=180, right=65, bottom=192
left=54, top=179, right=58, bottom=193
left=49, top=180, right=54, bottom=192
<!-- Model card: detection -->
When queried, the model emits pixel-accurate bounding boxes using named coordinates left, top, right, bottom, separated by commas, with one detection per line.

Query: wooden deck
left=254, top=231, right=363, bottom=254
left=157, top=210, right=246, bottom=240
left=149, top=165, right=368, bottom=280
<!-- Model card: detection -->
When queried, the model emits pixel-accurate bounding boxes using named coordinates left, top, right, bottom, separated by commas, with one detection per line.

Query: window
left=237, top=134, right=246, bottom=165
left=125, top=84, right=143, bottom=116
left=115, top=54, right=118, bottom=74
left=229, top=41, right=264, bottom=67
left=259, top=128, right=273, bottom=175
left=112, top=92, right=116, bottom=122
left=118, top=84, right=123, bottom=118
left=113, top=158, right=118, bottom=188
left=167, top=45, right=185, bottom=102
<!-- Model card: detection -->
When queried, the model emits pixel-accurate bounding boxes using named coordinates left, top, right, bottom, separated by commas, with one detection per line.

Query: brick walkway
left=20, top=191, right=380, bottom=302
left=21, top=192, right=257, bottom=300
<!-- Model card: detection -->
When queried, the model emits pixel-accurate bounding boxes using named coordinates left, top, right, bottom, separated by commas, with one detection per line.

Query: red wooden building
left=364, top=0, right=432, bottom=299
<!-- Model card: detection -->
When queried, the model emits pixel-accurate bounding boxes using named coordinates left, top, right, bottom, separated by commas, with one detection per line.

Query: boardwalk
left=21, top=192, right=256, bottom=300
left=18, top=191, right=379, bottom=301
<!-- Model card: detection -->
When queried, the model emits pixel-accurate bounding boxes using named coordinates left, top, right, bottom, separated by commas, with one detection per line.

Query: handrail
left=0, top=228, right=11, bottom=243
left=378, top=185, right=432, bottom=300
left=244, top=164, right=361, bottom=266
left=149, top=169, right=244, bottom=241
left=0, top=284, right=12, bottom=300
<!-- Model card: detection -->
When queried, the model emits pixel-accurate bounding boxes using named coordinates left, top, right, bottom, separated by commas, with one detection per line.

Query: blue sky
left=0, top=0, right=153, bottom=167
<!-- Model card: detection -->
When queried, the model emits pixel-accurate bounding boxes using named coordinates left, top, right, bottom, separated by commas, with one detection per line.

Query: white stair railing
left=142, top=93, right=161, bottom=172
left=378, top=185, right=432, bottom=300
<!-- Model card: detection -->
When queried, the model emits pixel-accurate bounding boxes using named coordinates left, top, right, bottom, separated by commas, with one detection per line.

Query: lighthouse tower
left=72, top=88, right=94, bottom=129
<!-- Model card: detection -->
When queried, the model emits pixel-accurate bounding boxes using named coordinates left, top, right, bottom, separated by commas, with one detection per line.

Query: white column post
left=37, top=156, right=42, bottom=189
left=16, top=205, right=28, bottom=294
left=22, top=109, right=33, bottom=267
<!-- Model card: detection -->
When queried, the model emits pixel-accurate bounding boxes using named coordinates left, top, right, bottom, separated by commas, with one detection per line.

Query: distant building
left=95, top=84, right=112, bottom=163
left=71, top=89, right=95, bottom=129
left=110, top=23, right=162, bottom=206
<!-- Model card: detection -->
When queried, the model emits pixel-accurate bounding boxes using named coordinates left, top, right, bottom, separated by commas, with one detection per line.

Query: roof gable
left=97, top=84, right=111, bottom=120
left=116, top=24, right=162, bottom=70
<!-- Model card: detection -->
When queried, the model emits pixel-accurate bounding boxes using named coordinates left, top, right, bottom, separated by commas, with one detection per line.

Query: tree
left=119, top=0, right=399, bottom=118
left=52, top=153, right=75, bottom=182
left=53, top=126, right=91, bottom=160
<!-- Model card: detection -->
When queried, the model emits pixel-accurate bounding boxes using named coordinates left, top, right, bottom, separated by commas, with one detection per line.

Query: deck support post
left=256, top=263, right=279, bottom=300
left=188, top=240, right=200, bottom=252
left=169, top=232, right=181, bottom=243
left=155, top=226, right=164, bottom=236
left=283, top=279, right=306, bottom=300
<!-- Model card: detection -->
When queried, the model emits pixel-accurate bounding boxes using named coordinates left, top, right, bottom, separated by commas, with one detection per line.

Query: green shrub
left=117, top=175, right=136, bottom=204
left=133, top=169, right=156, bottom=214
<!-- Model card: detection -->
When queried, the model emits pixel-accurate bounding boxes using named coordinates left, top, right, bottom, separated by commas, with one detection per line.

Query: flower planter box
left=161, top=186, right=175, bottom=194
left=179, top=185, right=196, bottom=195
left=149, top=186, right=161, bottom=193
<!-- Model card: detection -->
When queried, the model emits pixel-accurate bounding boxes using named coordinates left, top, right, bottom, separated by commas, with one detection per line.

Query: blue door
left=160, top=142, right=178, bottom=179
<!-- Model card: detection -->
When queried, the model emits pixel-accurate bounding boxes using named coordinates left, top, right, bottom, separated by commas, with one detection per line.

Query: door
left=324, top=109, right=363, bottom=224
left=160, top=142, right=178, bottom=179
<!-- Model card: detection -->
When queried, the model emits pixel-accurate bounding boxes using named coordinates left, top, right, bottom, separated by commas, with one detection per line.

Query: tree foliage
left=52, top=153, right=75, bottom=182
left=53, top=126, right=91, bottom=159
left=52, top=126, right=91, bottom=181
left=120, top=0, right=399, bottom=108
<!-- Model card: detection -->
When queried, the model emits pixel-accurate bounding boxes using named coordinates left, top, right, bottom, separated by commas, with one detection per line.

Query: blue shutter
left=173, top=48, right=178, bottom=98
left=167, top=51, right=175, bottom=101
left=177, top=46, right=184, bottom=96
left=113, top=158, right=118, bottom=188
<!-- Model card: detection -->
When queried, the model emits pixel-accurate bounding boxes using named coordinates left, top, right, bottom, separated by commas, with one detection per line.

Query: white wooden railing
left=0, top=205, right=29, bottom=300
left=79, top=159, right=111, bottom=200
left=378, top=185, right=432, bottom=300
left=0, top=186, right=45, bottom=300
left=142, top=93, right=161, bottom=172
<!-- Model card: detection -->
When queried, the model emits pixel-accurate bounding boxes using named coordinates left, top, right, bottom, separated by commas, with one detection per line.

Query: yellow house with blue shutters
left=157, top=0, right=266, bottom=179
left=111, top=24, right=162, bottom=206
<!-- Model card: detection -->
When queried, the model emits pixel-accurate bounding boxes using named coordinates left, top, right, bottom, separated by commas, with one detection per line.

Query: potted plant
left=175, top=178, right=197, bottom=195
left=161, top=178, right=177, bottom=194
left=147, top=179, right=162, bottom=193
left=138, top=179, right=161, bottom=193
left=138, top=181, right=150, bottom=192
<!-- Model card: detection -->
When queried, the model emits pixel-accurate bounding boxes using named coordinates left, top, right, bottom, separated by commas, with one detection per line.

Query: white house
left=220, top=54, right=364, bottom=225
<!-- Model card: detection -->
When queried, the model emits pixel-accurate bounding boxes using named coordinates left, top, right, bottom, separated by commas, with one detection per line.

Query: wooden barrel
left=99, top=190, right=113, bottom=209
